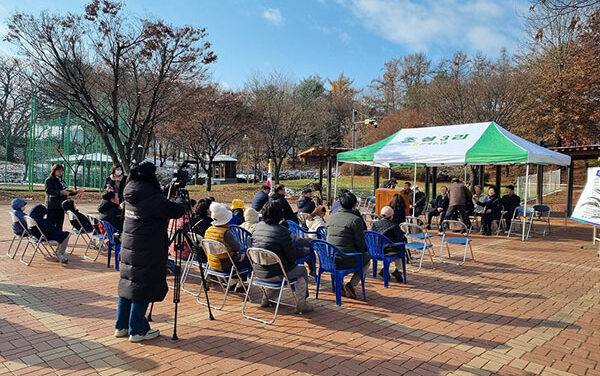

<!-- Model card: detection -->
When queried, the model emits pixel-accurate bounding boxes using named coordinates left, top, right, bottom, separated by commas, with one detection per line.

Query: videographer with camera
left=114, top=161, right=186, bottom=343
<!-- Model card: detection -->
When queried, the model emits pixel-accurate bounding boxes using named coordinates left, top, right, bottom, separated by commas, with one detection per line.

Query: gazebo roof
left=298, top=147, right=349, bottom=160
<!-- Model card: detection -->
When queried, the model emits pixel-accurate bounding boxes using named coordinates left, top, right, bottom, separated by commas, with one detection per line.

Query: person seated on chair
left=204, top=202, right=249, bottom=289
left=11, top=198, right=28, bottom=236
left=472, top=185, right=488, bottom=217
left=190, top=197, right=214, bottom=237
left=388, top=193, right=407, bottom=226
left=481, top=187, right=502, bottom=236
left=306, top=205, right=327, bottom=234
left=250, top=200, right=314, bottom=313
left=426, top=186, right=449, bottom=230
left=241, top=207, right=259, bottom=233
left=296, top=188, right=316, bottom=214
left=270, top=184, right=298, bottom=224
left=251, top=185, right=271, bottom=212
left=98, top=190, right=124, bottom=232
left=28, top=204, right=70, bottom=263
left=371, top=206, right=407, bottom=283
left=410, top=185, right=426, bottom=217
left=230, top=199, right=245, bottom=224
left=501, top=185, right=521, bottom=231
left=326, top=191, right=371, bottom=300
left=62, top=199, right=94, bottom=233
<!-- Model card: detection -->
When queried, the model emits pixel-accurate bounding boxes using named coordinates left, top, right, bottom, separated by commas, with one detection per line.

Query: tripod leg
left=147, top=302, right=154, bottom=321
left=198, top=262, right=215, bottom=320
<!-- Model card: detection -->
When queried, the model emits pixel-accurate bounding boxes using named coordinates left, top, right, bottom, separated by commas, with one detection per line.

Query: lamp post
left=350, top=109, right=378, bottom=190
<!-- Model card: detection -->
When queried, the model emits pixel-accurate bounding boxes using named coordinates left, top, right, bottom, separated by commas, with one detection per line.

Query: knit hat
left=244, top=207, right=259, bottom=224
left=231, top=199, right=245, bottom=211
left=11, top=198, right=26, bottom=211
left=210, top=202, right=233, bottom=226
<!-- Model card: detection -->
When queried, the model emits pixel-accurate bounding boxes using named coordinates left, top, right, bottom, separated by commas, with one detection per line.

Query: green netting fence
left=1, top=92, right=113, bottom=191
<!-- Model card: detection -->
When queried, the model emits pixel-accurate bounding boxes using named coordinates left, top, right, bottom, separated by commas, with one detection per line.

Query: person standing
left=399, top=182, right=413, bottom=216
left=444, top=178, right=472, bottom=234
left=115, top=161, right=185, bottom=343
left=105, top=165, right=127, bottom=203
left=410, top=185, right=427, bottom=216
left=45, top=164, right=78, bottom=231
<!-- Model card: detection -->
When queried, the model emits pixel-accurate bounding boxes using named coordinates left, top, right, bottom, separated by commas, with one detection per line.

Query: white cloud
left=338, top=0, right=527, bottom=55
left=263, top=8, right=284, bottom=26
left=315, top=26, right=352, bottom=44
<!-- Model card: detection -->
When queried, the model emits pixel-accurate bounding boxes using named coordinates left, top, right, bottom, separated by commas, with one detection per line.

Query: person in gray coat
left=325, top=191, right=371, bottom=299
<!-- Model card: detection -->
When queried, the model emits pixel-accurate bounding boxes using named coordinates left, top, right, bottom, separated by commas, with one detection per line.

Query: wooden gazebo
left=298, top=147, right=349, bottom=206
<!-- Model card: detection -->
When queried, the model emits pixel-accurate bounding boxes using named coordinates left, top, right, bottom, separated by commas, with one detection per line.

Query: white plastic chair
left=400, top=222, right=435, bottom=272
left=242, top=247, right=299, bottom=325
left=197, top=239, right=249, bottom=310
left=22, top=216, right=59, bottom=266
left=7, top=211, right=31, bottom=259
left=439, top=220, right=474, bottom=266
left=507, top=206, right=535, bottom=240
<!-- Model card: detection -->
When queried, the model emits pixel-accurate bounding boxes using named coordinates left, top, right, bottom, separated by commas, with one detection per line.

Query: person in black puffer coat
left=371, top=206, right=407, bottom=283
left=250, top=200, right=313, bottom=314
left=98, top=190, right=124, bottom=232
left=270, top=185, right=298, bottom=224
left=45, top=164, right=78, bottom=231
left=296, top=188, right=316, bottom=214
left=114, top=161, right=185, bottom=343
left=28, top=204, right=70, bottom=263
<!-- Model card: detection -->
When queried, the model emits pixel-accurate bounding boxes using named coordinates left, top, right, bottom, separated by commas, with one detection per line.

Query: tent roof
left=337, top=122, right=571, bottom=166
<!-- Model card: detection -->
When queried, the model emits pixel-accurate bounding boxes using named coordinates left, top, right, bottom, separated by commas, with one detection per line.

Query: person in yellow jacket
left=204, top=203, right=249, bottom=290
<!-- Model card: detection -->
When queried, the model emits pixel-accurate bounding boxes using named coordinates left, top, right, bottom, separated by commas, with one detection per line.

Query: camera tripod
left=147, top=187, right=214, bottom=340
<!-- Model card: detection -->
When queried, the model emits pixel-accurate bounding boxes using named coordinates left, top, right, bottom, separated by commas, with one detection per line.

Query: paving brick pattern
left=1, top=204, right=599, bottom=375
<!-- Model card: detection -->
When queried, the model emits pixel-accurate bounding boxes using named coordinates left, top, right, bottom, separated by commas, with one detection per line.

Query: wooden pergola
left=298, top=147, right=349, bottom=206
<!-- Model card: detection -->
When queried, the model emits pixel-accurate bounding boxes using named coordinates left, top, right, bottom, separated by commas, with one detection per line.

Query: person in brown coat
left=444, top=178, right=472, bottom=233
left=399, top=182, right=413, bottom=216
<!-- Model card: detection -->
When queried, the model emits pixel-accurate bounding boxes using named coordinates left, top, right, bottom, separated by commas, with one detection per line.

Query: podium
left=375, top=188, right=402, bottom=215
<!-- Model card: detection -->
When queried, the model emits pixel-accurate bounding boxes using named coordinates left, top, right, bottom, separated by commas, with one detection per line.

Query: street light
left=350, top=109, right=378, bottom=190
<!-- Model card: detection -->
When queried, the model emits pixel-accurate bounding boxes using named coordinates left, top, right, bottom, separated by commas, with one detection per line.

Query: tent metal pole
left=412, top=163, right=417, bottom=217
left=523, top=164, right=529, bottom=241
left=333, top=158, right=339, bottom=203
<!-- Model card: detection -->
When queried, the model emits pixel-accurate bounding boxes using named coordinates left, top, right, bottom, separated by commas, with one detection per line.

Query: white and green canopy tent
left=336, top=121, right=572, bottom=240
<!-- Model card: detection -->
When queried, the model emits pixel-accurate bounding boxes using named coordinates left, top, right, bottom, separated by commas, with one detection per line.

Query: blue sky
left=0, top=0, right=530, bottom=90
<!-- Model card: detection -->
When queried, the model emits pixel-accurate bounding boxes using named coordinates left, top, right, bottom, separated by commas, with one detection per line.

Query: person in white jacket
left=306, top=205, right=327, bottom=236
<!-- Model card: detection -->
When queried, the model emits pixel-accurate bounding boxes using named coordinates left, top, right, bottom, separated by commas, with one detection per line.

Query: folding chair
left=180, top=231, right=205, bottom=296
left=66, top=210, right=94, bottom=255
left=532, top=205, right=551, bottom=236
left=83, top=214, right=107, bottom=261
left=494, top=208, right=508, bottom=236
left=400, top=222, right=436, bottom=272
left=101, top=221, right=120, bottom=270
left=361, top=213, right=380, bottom=229
left=297, top=212, right=311, bottom=229
left=507, top=206, right=535, bottom=240
left=242, top=247, right=299, bottom=325
left=439, top=220, right=474, bottom=265
left=365, top=196, right=376, bottom=212
left=364, top=231, right=406, bottom=287
left=312, top=239, right=366, bottom=306
left=404, top=216, right=434, bottom=245
left=197, top=239, right=249, bottom=310
left=7, top=211, right=31, bottom=259
left=22, top=216, right=59, bottom=266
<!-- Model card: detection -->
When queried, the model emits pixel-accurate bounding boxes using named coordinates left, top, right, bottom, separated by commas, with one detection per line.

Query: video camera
left=166, top=160, right=198, bottom=201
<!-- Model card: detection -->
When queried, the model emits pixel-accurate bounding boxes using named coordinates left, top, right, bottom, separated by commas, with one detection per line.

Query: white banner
left=572, top=167, right=600, bottom=226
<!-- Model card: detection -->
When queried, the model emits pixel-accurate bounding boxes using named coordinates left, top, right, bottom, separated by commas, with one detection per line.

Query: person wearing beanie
left=296, top=188, right=316, bottom=214
left=62, top=199, right=94, bottom=232
left=240, top=207, right=259, bottom=233
left=115, top=160, right=186, bottom=343
left=98, top=190, right=124, bottom=231
left=204, top=202, right=249, bottom=278
left=371, top=206, right=407, bottom=282
left=11, top=198, right=28, bottom=236
left=230, top=199, right=245, bottom=225
left=45, top=164, right=79, bottom=230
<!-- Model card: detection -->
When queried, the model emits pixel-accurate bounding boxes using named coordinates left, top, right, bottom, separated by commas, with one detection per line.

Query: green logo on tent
left=401, top=134, right=469, bottom=145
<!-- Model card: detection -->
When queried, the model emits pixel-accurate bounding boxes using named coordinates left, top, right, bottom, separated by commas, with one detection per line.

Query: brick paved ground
left=1, top=203, right=599, bottom=375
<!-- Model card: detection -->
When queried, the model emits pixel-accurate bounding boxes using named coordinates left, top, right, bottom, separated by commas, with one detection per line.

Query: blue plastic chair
left=312, top=239, right=366, bottom=306
left=364, top=231, right=406, bottom=287
left=316, top=226, right=326, bottom=240
left=101, top=221, right=120, bottom=270
left=229, top=225, right=253, bottom=252
left=287, top=220, right=317, bottom=267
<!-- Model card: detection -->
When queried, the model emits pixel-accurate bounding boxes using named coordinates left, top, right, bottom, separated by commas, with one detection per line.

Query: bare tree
left=0, top=56, right=31, bottom=161
left=5, top=0, right=216, bottom=171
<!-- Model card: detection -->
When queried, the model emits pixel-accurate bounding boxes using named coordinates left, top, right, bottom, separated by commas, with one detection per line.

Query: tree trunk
left=274, top=157, right=284, bottom=184
left=206, top=164, right=213, bottom=192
